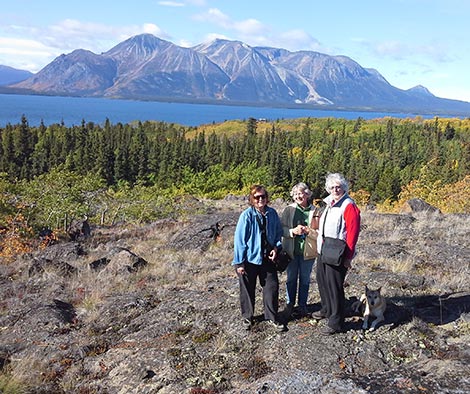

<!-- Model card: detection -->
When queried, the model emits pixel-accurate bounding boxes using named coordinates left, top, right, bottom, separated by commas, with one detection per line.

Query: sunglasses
left=253, top=194, right=266, bottom=200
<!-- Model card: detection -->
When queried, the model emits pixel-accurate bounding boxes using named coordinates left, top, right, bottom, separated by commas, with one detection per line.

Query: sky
left=1, top=0, right=470, bottom=103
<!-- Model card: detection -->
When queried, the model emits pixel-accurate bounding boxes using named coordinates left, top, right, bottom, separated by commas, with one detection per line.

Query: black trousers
left=237, top=259, right=279, bottom=322
left=316, top=255, right=347, bottom=331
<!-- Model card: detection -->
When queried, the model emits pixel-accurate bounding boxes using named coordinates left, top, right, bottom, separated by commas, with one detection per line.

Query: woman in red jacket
left=313, top=173, right=361, bottom=335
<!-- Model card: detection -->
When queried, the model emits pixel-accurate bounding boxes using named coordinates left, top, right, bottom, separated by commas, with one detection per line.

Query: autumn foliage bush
left=389, top=175, right=470, bottom=213
left=0, top=214, right=34, bottom=263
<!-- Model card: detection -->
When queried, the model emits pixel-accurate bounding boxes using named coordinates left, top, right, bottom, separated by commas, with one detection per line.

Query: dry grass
left=388, top=257, right=416, bottom=274
left=3, top=355, right=50, bottom=392
left=434, top=268, right=470, bottom=293
left=0, top=369, right=27, bottom=394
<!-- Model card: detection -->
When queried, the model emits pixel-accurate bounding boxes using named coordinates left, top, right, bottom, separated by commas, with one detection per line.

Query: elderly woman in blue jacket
left=281, top=182, right=322, bottom=318
left=232, top=184, right=284, bottom=331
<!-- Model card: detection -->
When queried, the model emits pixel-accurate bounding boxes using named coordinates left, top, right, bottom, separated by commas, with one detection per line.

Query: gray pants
left=237, top=260, right=279, bottom=322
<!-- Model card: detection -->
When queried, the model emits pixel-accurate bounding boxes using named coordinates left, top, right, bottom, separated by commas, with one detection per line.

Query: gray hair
left=325, top=173, right=349, bottom=193
left=290, top=182, right=313, bottom=198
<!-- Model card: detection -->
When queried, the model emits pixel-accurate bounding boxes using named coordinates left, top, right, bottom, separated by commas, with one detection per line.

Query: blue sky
left=1, top=0, right=469, bottom=102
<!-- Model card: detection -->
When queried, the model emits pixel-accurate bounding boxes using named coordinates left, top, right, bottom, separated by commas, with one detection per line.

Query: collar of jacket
left=324, top=193, right=349, bottom=207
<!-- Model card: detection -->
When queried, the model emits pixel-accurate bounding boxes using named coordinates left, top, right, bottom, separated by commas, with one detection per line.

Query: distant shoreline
left=1, top=88, right=469, bottom=119
left=1, top=92, right=466, bottom=128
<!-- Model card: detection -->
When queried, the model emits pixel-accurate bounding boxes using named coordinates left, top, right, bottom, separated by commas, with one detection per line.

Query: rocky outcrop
left=401, top=198, right=441, bottom=214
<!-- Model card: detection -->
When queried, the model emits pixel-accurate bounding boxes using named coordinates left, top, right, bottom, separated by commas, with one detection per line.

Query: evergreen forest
left=1, top=114, right=470, bottom=256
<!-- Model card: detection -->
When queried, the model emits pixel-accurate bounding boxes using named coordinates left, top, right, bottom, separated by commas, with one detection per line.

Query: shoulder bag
left=320, top=208, right=346, bottom=266
left=255, top=212, right=291, bottom=272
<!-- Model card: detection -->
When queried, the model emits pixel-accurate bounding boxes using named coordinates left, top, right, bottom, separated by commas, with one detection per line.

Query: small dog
left=354, top=286, right=387, bottom=331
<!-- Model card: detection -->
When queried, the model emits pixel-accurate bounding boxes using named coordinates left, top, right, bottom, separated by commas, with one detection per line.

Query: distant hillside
left=0, top=65, right=33, bottom=85
left=7, top=34, right=470, bottom=115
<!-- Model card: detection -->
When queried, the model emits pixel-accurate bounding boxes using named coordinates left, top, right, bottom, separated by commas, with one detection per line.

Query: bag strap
left=321, top=206, right=343, bottom=238
left=321, top=208, right=328, bottom=238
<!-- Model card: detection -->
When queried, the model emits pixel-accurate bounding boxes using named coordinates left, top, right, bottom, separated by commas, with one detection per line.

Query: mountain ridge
left=4, top=33, right=470, bottom=115
left=0, top=65, right=34, bottom=85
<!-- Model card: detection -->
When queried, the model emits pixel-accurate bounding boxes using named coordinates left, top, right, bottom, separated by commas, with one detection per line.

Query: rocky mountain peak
left=103, top=34, right=174, bottom=69
left=407, top=84, right=434, bottom=96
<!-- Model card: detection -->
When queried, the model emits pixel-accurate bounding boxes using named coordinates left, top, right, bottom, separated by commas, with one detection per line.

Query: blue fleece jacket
left=232, top=206, right=283, bottom=266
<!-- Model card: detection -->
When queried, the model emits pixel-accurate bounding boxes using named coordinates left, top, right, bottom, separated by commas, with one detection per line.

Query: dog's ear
left=377, top=287, right=382, bottom=293
left=365, top=285, right=369, bottom=292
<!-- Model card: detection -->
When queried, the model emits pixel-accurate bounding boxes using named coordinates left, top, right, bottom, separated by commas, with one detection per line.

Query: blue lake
left=0, top=93, right=439, bottom=127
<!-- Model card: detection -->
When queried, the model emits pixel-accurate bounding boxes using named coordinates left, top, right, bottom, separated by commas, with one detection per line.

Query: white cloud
left=202, top=33, right=231, bottom=43
left=158, top=1, right=185, bottom=7
left=0, top=19, right=170, bottom=72
left=361, top=39, right=452, bottom=64
left=180, top=33, right=231, bottom=49
left=194, top=9, right=267, bottom=38
left=185, top=0, right=207, bottom=7
left=233, top=18, right=265, bottom=36
left=191, top=8, right=325, bottom=52
left=142, top=23, right=166, bottom=36
left=160, top=0, right=206, bottom=6
left=277, top=30, right=323, bottom=52
left=193, top=8, right=232, bottom=29
left=0, top=37, right=50, bottom=52
left=177, top=38, right=194, bottom=48
left=0, top=37, right=56, bottom=71
left=45, top=19, right=168, bottom=51
left=373, top=40, right=408, bottom=59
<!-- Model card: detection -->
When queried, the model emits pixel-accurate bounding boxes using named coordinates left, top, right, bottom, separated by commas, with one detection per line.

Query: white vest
left=316, top=195, right=353, bottom=254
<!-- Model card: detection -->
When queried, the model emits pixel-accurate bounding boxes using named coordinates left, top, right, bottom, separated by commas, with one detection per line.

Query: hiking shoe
left=242, top=318, right=252, bottom=330
left=320, top=326, right=341, bottom=336
left=266, top=320, right=286, bottom=332
left=283, top=303, right=294, bottom=318
left=295, top=306, right=309, bottom=318
left=311, top=310, right=327, bottom=320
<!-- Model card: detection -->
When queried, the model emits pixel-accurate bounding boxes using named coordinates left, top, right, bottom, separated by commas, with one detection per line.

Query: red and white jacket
left=316, top=193, right=361, bottom=260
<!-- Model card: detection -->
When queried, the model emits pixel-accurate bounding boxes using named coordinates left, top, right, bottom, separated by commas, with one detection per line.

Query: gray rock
left=401, top=198, right=441, bottom=214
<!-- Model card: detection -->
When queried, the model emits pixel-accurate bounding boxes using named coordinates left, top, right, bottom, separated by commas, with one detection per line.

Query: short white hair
left=290, top=182, right=313, bottom=198
left=325, top=173, right=349, bottom=193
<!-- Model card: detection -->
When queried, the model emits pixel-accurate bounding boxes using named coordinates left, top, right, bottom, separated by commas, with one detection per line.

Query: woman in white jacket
left=281, top=183, right=322, bottom=318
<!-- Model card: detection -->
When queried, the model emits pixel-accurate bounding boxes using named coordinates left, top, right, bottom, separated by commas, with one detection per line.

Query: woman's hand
left=293, top=224, right=306, bottom=236
left=268, top=247, right=278, bottom=261
left=236, top=266, right=246, bottom=275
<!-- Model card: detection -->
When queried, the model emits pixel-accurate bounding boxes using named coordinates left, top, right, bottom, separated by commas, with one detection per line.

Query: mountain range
left=3, top=33, right=470, bottom=115
left=0, top=65, right=33, bottom=85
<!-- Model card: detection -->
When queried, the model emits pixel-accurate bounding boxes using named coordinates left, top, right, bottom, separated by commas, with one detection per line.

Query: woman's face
left=252, top=190, right=267, bottom=211
left=293, top=189, right=309, bottom=207
left=329, top=182, right=345, bottom=201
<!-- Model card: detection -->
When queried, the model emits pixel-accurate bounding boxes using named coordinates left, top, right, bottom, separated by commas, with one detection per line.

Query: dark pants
left=316, top=255, right=347, bottom=331
left=237, top=259, right=279, bottom=322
